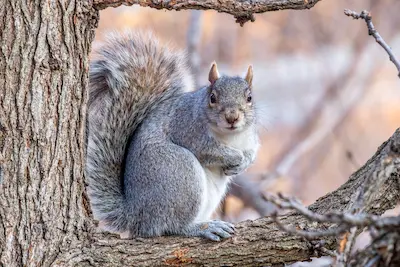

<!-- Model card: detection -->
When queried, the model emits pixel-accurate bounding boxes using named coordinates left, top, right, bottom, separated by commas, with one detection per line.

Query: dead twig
left=264, top=193, right=400, bottom=230
left=344, top=9, right=400, bottom=78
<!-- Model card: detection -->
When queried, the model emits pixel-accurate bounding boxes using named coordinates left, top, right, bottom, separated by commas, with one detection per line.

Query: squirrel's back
left=86, top=32, right=193, bottom=232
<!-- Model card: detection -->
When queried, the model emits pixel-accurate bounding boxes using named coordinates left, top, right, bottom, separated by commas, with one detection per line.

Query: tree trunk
left=0, top=1, right=98, bottom=265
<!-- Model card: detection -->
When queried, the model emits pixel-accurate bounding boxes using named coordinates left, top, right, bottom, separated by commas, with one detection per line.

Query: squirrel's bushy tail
left=86, top=32, right=193, bottom=232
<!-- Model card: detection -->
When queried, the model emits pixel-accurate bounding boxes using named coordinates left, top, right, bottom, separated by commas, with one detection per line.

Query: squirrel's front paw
left=222, top=150, right=248, bottom=176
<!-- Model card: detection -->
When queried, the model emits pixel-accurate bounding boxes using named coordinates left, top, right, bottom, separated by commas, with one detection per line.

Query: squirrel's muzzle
left=225, top=109, right=240, bottom=125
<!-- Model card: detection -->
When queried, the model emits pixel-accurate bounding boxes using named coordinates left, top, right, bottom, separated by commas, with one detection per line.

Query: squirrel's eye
left=210, top=93, right=217, bottom=104
left=247, top=93, right=252, bottom=103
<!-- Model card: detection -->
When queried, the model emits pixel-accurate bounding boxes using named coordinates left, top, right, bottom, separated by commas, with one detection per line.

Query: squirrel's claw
left=190, top=220, right=235, bottom=242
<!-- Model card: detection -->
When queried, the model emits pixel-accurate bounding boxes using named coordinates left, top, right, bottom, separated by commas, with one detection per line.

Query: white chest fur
left=194, top=127, right=258, bottom=222
left=194, top=167, right=230, bottom=222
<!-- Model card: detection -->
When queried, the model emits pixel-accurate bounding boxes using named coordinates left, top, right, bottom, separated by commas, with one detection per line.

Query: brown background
left=94, top=0, right=400, bottom=222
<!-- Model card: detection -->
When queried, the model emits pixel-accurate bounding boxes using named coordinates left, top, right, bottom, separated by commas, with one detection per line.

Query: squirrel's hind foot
left=184, top=220, right=235, bottom=242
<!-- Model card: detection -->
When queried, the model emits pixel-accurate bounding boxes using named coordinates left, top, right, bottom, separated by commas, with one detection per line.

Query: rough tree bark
left=1, top=0, right=399, bottom=266
left=0, top=1, right=98, bottom=265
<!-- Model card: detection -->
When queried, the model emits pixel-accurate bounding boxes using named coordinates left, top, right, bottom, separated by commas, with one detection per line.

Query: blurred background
left=93, top=0, right=400, bottom=225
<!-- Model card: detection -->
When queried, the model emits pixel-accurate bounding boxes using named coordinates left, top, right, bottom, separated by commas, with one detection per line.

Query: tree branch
left=344, top=9, right=400, bottom=78
left=93, top=0, right=323, bottom=25
left=265, top=194, right=400, bottom=231
left=58, top=129, right=400, bottom=266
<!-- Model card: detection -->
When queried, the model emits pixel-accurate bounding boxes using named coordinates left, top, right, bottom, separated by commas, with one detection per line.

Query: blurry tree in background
left=187, top=10, right=203, bottom=87
left=1, top=0, right=400, bottom=266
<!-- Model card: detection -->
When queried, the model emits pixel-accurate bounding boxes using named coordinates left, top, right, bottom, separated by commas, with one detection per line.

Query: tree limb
left=57, top=129, right=400, bottom=266
left=93, top=0, right=323, bottom=25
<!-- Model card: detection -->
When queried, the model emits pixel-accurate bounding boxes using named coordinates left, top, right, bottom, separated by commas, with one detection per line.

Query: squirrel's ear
left=208, top=62, right=220, bottom=85
left=245, top=65, right=253, bottom=87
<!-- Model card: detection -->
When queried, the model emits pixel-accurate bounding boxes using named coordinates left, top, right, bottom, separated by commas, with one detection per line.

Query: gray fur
left=86, top=32, right=259, bottom=241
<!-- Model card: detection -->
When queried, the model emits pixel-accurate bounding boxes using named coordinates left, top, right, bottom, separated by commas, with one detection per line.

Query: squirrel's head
left=205, top=62, right=255, bottom=134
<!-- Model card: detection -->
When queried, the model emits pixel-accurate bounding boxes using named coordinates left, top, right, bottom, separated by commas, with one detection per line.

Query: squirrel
left=86, top=32, right=259, bottom=241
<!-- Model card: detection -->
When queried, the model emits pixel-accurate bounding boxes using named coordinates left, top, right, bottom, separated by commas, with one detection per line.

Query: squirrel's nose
left=225, top=111, right=239, bottom=125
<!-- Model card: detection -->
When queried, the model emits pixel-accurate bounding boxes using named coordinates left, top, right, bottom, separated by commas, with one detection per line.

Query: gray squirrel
left=86, top=32, right=259, bottom=241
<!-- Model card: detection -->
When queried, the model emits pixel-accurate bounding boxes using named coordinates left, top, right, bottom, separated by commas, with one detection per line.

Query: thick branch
left=58, top=129, right=400, bottom=266
left=93, top=0, right=322, bottom=25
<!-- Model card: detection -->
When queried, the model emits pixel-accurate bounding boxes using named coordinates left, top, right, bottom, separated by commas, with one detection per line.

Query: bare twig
left=263, top=193, right=400, bottom=231
left=344, top=9, right=400, bottom=78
